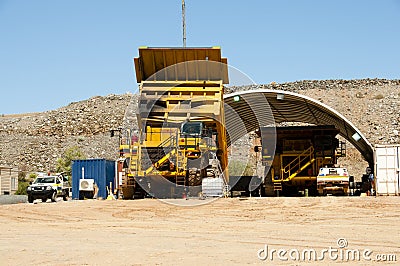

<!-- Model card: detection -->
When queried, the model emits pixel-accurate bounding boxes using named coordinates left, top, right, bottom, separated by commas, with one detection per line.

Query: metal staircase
left=142, top=134, right=178, bottom=174
left=201, top=156, right=229, bottom=197
left=280, top=146, right=315, bottom=181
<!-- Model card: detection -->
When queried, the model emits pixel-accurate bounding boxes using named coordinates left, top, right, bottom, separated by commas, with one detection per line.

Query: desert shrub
left=56, top=146, right=86, bottom=178
left=15, top=182, right=29, bottom=195
left=15, top=173, right=38, bottom=195
left=229, top=160, right=254, bottom=176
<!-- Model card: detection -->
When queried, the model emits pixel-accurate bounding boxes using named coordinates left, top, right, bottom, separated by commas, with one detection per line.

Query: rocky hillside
left=0, top=94, right=137, bottom=172
left=1, top=79, right=399, bottom=177
left=227, top=79, right=400, bottom=145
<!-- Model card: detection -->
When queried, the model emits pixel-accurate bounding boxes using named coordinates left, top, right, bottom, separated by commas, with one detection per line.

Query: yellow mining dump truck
left=119, top=47, right=229, bottom=199
left=259, top=125, right=347, bottom=196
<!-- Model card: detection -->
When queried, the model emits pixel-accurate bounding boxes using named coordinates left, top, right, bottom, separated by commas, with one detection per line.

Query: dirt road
left=0, top=197, right=399, bottom=265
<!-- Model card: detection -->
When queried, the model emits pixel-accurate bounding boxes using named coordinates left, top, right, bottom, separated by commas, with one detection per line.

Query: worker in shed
left=366, top=167, right=374, bottom=196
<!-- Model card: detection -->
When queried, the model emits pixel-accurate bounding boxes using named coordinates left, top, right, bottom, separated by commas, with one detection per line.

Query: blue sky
left=0, top=0, right=399, bottom=114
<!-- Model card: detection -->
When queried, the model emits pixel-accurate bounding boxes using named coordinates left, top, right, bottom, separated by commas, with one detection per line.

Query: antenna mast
left=182, top=0, right=186, bottom=47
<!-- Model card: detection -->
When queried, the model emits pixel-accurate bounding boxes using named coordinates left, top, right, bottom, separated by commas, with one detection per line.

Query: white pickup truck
left=26, top=174, right=70, bottom=203
left=317, top=167, right=350, bottom=196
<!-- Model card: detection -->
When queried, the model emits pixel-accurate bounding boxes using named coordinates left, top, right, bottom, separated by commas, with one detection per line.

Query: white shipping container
left=374, top=145, right=400, bottom=196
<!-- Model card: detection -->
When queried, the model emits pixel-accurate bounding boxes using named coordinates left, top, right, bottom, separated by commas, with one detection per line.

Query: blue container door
left=72, top=159, right=115, bottom=200
left=105, top=160, right=116, bottom=194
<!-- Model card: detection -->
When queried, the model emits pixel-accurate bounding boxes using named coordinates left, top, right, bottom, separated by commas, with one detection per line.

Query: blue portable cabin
left=72, top=159, right=116, bottom=199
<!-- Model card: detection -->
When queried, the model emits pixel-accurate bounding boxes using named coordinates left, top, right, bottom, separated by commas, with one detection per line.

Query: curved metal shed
left=224, top=89, right=373, bottom=166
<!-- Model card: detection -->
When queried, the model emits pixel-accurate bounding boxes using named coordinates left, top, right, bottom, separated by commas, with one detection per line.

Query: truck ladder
left=130, top=156, right=138, bottom=174
left=273, top=182, right=283, bottom=192
left=336, top=141, right=346, bottom=157
left=175, top=150, right=186, bottom=186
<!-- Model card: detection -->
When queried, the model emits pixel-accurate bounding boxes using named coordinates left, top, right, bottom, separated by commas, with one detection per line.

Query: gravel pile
left=0, top=93, right=137, bottom=171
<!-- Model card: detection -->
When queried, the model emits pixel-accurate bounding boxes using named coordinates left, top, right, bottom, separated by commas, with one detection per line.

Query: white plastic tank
left=202, top=177, right=224, bottom=197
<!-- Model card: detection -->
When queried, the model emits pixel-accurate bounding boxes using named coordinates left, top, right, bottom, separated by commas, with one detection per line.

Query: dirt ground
left=0, top=197, right=399, bottom=265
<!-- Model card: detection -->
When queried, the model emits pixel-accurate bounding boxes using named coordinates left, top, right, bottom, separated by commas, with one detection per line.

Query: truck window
left=34, top=177, right=55, bottom=184
left=328, top=169, right=338, bottom=175
left=182, top=122, right=202, bottom=135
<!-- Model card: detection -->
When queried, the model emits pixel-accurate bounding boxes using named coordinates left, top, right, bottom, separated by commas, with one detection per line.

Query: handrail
left=143, top=133, right=179, bottom=174
left=158, top=133, right=177, bottom=148
left=144, top=149, right=177, bottom=175
left=281, top=146, right=314, bottom=180
left=209, top=153, right=229, bottom=197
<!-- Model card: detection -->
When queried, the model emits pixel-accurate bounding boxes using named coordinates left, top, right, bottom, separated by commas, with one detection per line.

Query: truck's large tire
left=188, top=174, right=201, bottom=187
left=121, top=174, right=134, bottom=199
left=51, top=191, right=57, bottom=202
left=28, top=196, right=34, bottom=203
left=188, top=168, right=201, bottom=187
left=61, top=189, right=68, bottom=201
left=121, top=186, right=134, bottom=199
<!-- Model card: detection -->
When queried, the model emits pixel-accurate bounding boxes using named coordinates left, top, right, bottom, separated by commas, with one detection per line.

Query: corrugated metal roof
left=224, top=89, right=373, bottom=165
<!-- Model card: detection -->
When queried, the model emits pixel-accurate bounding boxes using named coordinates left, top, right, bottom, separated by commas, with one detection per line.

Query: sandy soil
left=0, top=197, right=399, bottom=265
